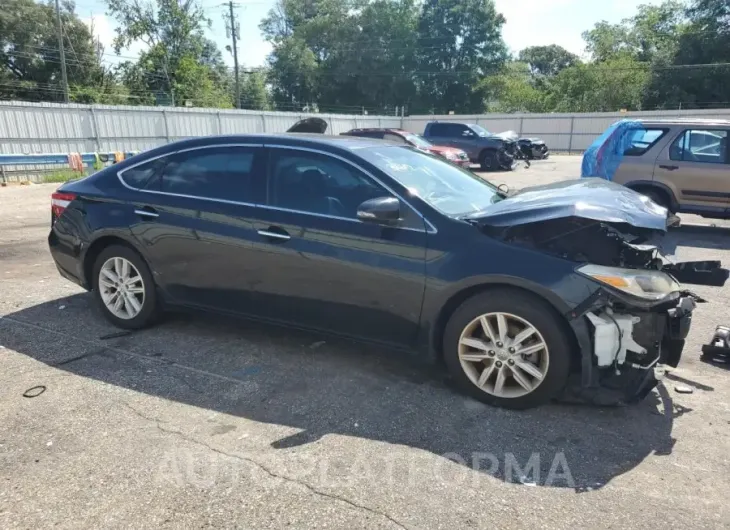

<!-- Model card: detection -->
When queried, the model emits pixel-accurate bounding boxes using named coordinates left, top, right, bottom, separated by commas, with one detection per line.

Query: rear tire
left=92, top=244, right=159, bottom=329
left=443, top=289, right=572, bottom=410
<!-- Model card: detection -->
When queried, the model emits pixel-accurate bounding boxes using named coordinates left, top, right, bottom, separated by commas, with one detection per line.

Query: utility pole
left=225, top=2, right=241, bottom=109
left=54, top=0, right=69, bottom=103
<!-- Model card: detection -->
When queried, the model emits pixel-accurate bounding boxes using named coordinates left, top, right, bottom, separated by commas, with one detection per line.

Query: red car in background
left=341, top=128, right=471, bottom=168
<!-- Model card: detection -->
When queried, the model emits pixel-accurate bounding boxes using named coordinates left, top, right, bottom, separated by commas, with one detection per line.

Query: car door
left=654, top=128, right=730, bottom=215
left=247, top=145, right=428, bottom=347
left=445, top=124, right=479, bottom=159
left=122, top=144, right=266, bottom=313
left=425, top=123, right=452, bottom=146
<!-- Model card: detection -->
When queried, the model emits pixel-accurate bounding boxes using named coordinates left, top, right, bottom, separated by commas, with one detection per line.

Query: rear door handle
left=658, top=164, right=679, bottom=171
left=257, top=227, right=291, bottom=241
left=134, top=207, right=159, bottom=219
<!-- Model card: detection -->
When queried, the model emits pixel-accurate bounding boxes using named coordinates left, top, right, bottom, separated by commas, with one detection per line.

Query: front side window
left=268, top=149, right=390, bottom=218
left=120, top=157, right=168, bottom=189
left=670, top=129, right=728, bottom=164
left=448, top=124, right=471, bottom=137
left=469, top=124, right=492, bottom=137
left=359, top=146, right=501, bottom=217
left=159, top=147, right=257, bottom=202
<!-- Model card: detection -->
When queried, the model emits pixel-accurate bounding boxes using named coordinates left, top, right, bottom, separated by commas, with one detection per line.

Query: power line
left=53, top=0, right=69, bottom=102
left=223, top=1, right=242, bottom=109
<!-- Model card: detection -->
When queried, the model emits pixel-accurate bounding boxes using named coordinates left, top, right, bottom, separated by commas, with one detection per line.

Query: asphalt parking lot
left=2, top=155, right=730, bottom=528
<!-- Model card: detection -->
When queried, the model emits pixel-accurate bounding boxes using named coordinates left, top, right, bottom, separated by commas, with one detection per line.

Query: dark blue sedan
left=48, top=133, right=719, bottom=409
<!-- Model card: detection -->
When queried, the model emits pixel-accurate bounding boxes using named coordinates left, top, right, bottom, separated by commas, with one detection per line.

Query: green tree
left=546, top=55, right=650, bottom=112
left=416, top=0, right=507, bottom=114
left=647, top=0, right=730, bottom=109
left=518, top=45, right=579, bottom=77
left=0, top=0, right=111, bottom=102
left=238, top=70, right=272, bottom=110
left=582, top=1, right=685, bottom=63
left=105, top=0, right=232, bottom=107
left=477, top=61, right=547, bottom=112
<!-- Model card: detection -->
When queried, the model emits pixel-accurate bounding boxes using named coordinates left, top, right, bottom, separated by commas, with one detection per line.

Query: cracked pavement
left=2, top=157, right=730, bottom=529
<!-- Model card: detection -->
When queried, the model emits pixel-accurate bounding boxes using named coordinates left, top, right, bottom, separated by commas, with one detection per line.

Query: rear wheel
left=92, top=245, right=159, bottom=329
left=443, top=289, right=572, bottom=409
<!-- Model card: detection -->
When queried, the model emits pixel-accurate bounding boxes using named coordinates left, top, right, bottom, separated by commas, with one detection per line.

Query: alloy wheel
left=98, top=257, right=146, bottom=320
left=457, top=312, right=549, bottom=399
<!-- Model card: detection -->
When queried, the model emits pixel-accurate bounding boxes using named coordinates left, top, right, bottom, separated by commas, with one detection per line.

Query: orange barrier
left=68, top=152, right=83, bottom=172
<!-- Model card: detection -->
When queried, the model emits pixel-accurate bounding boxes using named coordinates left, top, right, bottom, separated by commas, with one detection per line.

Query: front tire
left=479, top=150, right=498, bottom=171
left=642, top=189, right=673, bottom=213
left=92, top=244, right=159, bottom=329
left=443, top=289, right=572, bottom=409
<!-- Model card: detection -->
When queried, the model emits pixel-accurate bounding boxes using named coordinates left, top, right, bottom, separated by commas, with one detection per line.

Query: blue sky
left=72, top=0, right=664, bottom=69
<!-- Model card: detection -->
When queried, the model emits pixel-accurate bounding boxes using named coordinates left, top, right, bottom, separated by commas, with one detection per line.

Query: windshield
left=359, top=146, right=501, bottom=216
left=405, top=134, right=432, bottom=149
left=470, top=124, right=492, bottom=137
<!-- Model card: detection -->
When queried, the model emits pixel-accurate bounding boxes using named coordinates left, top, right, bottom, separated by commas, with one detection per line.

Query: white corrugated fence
left=3, top=100, right=730, bottom=157
left=0, top=100, right=402, bottom=155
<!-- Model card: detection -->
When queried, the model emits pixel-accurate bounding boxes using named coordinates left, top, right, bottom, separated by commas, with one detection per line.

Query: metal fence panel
left=0, top=101, right=402, bottom=155
left=402, top=108, right=730, bottom=153
left=6, top=101, right=730, bottom=160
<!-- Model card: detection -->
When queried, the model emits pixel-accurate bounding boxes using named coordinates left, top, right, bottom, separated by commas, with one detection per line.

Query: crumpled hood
left=467, top=178, right=668, bottom=232
left=494, top=130, right=519, bottom=142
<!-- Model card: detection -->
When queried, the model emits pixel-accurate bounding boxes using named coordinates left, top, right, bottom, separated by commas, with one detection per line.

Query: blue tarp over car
left=581, top=119, right=646, bottom=181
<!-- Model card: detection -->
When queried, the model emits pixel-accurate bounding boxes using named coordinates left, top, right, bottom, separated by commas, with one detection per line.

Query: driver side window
left=670, top=129, right=728, bottom=164
left=268, top=148, right=390, bottom=219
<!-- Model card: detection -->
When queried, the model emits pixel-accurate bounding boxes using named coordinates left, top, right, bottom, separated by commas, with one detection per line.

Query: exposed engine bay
left=469, top=178, right=730, bottom=405
left=484, top=216, right=727, bottom=286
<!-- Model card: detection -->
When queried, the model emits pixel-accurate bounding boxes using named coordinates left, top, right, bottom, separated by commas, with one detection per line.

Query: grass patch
left=42, top=170, right=87, bottom=183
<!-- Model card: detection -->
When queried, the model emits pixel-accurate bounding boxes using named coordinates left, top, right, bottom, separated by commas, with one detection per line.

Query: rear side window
left=160, top=147, right=257, bottom=202
left=623, top=128, right=667, bottom=156
left=670, top=129, right=728, bottom=164
left=427, top=123, right=450, bottom=136
left=383, top=133, right=408, bottom=144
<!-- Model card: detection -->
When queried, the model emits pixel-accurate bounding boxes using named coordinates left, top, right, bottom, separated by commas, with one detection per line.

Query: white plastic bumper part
left=586, top=310, right=647, bottom=367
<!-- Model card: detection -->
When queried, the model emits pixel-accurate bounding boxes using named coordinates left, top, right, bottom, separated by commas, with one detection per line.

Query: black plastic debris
left=701, top=325, right=730, bottom=364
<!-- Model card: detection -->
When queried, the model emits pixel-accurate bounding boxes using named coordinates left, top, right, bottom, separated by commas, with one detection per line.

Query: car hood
left=467, top=179, right=728, bottom=287
left=287, top=117, right=328, bottom=134
left=427, top=145, right=464, bottom=156
left=466, top=178, right=668, bottom=232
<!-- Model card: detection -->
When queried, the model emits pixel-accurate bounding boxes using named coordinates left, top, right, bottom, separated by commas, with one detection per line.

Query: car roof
left=427, top=121, right=477, bottom=126
left=345, top=128, right=410, bottom=135
left=150, top=133, right=389, bottom=153
left=636, top=118, right=730, bottom=126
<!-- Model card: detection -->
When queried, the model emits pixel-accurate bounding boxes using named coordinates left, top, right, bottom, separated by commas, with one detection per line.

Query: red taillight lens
left=51, top=192, right=76, bottom=219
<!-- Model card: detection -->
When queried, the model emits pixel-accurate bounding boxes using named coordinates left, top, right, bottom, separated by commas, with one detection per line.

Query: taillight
left=51, top=192, right=76, bottom=220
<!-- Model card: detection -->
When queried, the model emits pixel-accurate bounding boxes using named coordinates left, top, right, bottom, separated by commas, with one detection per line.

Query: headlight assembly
left=577, top=264, right=680, bottom=300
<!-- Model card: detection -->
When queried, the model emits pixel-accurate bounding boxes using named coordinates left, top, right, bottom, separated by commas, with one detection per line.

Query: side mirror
left=357, top=197, right=401, bottom=225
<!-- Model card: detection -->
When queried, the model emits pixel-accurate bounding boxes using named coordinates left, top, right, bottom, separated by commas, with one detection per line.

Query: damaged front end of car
left=469, top=178, right=729, bottom=405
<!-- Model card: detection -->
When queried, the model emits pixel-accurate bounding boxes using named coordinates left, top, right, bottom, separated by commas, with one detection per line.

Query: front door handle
left=134, top=207, right=159, bottom=219
left=257, top=227, right=291, bottom=241
left=658, top=164, right=679, bottom=171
